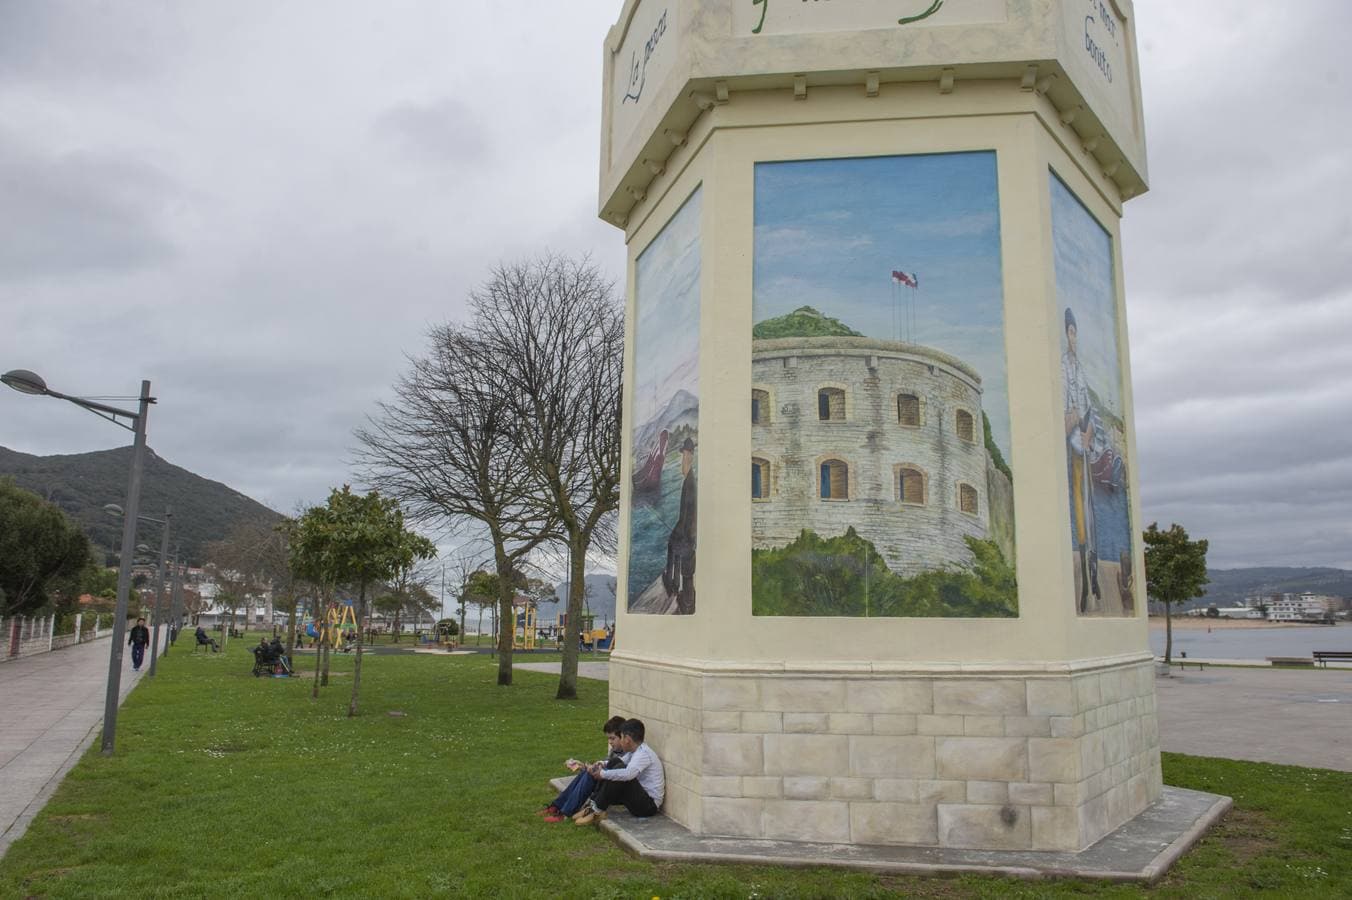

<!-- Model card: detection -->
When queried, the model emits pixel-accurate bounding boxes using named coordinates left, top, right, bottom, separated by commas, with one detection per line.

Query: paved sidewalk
left=1155, top=666, right=1350, bottom=772
left=0, top=631, right=167, bottom=858
left=514, top=660, right=611, bottom=681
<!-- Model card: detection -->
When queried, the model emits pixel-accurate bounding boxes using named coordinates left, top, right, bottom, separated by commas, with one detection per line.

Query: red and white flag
left=891, top=269, right=918, bottom=289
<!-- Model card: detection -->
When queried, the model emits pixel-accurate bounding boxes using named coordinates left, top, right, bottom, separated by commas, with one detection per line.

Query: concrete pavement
left=0, top=630, right=167, bottom=858
left=1155, top=665, right=1352, bottom=772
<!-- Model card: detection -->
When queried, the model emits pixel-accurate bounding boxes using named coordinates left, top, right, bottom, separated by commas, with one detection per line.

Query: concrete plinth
left=611, top=652, right=1162, bottom=852
left=580, top=783, right=1230, bottom=884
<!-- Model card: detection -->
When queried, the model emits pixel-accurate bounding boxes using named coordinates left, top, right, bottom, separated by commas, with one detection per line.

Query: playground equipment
left=513, top=605, right=536, bottom=651
left=304, top=602, right=358, bottom=650
left=434, top=619, right=459, bottom=649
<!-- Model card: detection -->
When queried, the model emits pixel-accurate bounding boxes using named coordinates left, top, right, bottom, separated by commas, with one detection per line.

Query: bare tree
left=355, top=327, right=559, bottom=686
left=472, top=255, right=623, bottom=700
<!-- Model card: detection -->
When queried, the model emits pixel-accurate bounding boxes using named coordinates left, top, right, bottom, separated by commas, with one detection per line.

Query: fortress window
left=959, top=483, right=979, bottom=515
left=897, top=467, right=925, bottom=504
left=752, top=390, right=770, bottom=425
left=752, top=458, right=770, bottom=500
left=897, top=393, right=921, bottom=427
left=820, top=459, right=849, bottom=500
left=818, top=388, right=846, bottom=422
left=956, top=409, right=976, bottom=442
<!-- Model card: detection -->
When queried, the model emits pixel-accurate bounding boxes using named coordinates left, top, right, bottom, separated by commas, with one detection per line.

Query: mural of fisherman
left=661, top=437, right=697, bottom=614
left=1063, top=306, right=1100, bottom=611
left=626, top=187, right=700, bottom=615
left=1050, top=173, right=1135, bottom=616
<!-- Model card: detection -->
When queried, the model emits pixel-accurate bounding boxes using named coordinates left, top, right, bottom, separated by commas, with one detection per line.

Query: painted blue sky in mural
left=634, top=186, right=701, bottom=432
left=753, top=152, right=1012, bottom=457
left=1050, top=173, right=1122, bottom=415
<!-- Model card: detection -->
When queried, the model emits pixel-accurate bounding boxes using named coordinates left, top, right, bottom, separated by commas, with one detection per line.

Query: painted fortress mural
left=751, top=153, right=1017, bottom=618
left=1050, top=172, right=1135, bottom=617
left=627, top=187, right=701, bottom=615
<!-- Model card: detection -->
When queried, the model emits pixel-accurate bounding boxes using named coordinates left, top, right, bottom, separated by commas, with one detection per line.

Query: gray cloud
left=0, top=131, right=178, bottom=279
left=374, top=98, right=489, bottom=164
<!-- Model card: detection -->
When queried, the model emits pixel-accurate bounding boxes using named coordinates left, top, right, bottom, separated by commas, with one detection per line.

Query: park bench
left=1173, top=659, right=1205, bottom=671
left=1312, top=651, right=1352, bottom=668
left=1266, top=656, right=1314, bottom=668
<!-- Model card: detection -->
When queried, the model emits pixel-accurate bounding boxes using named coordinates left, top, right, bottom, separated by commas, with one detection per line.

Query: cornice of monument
left=599, top=0, right=1147, bottom=229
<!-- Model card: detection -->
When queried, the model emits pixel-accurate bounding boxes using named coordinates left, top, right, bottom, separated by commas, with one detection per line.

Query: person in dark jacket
left=661, top=438, right=697, bottom=615
left=128, top=618, right=151, bottom=671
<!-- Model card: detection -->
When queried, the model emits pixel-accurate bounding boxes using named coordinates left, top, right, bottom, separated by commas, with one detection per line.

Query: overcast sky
left=1, top=1, right=1348, bottom=571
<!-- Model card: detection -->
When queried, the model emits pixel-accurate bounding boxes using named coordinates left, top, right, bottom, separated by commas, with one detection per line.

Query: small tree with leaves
left=1143, top=522, right=1209, bottom=665
left=291, top=487, right=435, bottom=715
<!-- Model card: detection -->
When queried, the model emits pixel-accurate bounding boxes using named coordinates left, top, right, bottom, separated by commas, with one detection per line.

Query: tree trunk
left=496, top=582, right=513, bottom=685
left=284, top=591, right=298, bottom=658
left=476, top=605, right=483, bottom=646
left=557, top=537, right=586, bottom=700
left=392, top=605, right=402, bottom=643
left=348, top=581, right=366, bottom=717
left=311, top=626, right=325, bottom=699
left=1164, top=601, right=1174, bottom=665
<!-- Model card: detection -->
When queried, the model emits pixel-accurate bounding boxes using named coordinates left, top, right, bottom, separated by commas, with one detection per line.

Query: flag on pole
left=891, top=269, right=918, bottom=289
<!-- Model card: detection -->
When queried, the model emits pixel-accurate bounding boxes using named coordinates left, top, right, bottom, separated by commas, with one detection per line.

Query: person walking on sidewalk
left=128, top=618, right=151, bottom=671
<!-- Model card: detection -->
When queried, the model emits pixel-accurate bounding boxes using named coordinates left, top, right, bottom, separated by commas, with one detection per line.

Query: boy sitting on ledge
left=574, top=718, right=664, bottom=825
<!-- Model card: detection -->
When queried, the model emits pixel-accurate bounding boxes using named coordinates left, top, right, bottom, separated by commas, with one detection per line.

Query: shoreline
left=1147, top=616, right=1341, bottom=630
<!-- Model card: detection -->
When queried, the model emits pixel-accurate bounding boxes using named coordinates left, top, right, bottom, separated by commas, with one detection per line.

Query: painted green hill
left=752, top=305, right=863, bottom=339
left=0, top=445, right=283, bottom=567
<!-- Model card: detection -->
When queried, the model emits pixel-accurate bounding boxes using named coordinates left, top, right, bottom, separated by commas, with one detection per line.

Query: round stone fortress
left=753, top=334, right=1011, bottom=577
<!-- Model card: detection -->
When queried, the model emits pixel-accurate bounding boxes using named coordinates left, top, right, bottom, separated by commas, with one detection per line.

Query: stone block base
left=609, top=653, right=1162, bottom=852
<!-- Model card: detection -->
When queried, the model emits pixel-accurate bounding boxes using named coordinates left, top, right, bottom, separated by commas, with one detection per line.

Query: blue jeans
left=552, top=772, right=598, bottom=815
left=131, top=643, right=146, bottom=670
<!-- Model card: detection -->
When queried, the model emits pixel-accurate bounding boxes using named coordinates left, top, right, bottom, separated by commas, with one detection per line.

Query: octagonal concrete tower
left=602, top=0, right=1158, bottom=853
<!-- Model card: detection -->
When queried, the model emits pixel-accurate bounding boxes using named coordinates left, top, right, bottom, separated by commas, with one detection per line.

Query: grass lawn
left=0, top=643, right=1347, bottom=899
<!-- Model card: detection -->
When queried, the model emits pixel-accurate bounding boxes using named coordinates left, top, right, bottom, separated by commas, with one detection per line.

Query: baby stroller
left=250, top=642, right=294, bottom=677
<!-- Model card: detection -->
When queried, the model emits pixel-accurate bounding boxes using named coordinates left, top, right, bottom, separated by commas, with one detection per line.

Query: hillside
left=0, top=445, right=284, bottom=566
left=1196, top=566, right=1352, bottom=607
left=553, top=574, right=618, bottom=624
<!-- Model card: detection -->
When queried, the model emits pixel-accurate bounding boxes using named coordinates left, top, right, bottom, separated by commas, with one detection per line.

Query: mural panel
left=751, top=153, right=1017, bottom=617
left=1050, top=172, right=1135, bottom=616
left=627, top=187, right=701, bottom=615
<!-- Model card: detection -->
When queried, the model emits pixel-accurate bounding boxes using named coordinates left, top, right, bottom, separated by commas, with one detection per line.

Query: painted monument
left=598, top=0, right=1219, bottom=866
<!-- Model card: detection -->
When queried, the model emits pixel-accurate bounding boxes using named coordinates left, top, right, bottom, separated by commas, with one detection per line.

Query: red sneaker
left=535, top=805, right=559, bottom=817
left=543, top=813, right=566, bottom=823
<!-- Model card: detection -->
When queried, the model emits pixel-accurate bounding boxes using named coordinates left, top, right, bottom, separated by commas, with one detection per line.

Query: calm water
left=1149, top=621, right=1351, bottom=660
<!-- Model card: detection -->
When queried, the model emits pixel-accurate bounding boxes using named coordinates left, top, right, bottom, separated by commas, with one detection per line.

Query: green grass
left=1, top=641, right=1348, bottom=899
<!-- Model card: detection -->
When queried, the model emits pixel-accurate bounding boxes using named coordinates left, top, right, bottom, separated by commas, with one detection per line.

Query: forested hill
left=0, top=445, right=283, bottom=566
left=1198, top=566, right=1352, bottom=606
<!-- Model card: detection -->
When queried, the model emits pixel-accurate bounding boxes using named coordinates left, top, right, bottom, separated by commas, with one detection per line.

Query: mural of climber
left=751, top=151, right=1017, bottom=618
left=1050, top=172, right=1135, bottom=617
left=627, top=187, right=701, bottom=615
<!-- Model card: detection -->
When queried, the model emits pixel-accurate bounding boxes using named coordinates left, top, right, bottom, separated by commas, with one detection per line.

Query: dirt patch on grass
left=1206, top=807, right=1280, bottom=862
left=46, top=814, right=99, bottom=823
left=876, top=873, right=986, bottom=897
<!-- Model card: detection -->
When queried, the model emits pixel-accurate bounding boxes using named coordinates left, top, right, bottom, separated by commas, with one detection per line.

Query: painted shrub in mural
left=1050, top=173, right=1134, bottom=616
left=627, top=188, right=701, bottom=615
left=751, top=152, right=1017, bottom=618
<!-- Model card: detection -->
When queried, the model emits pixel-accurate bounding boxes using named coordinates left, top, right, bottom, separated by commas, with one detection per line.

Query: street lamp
left=3, top=368, right=155, bottom=755
left=106, top=503, right=171, bottom=677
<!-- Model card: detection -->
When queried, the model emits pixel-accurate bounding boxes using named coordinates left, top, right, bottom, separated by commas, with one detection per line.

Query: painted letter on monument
left=628, top=187, right=701, bottom=615
left=751, top=153, right=1017, bottom=618
left=1050, top=172, right=1135, bottom=617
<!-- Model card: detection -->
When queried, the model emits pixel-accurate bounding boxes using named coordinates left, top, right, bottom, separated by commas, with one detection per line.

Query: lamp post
left=2, top=369, right=155, bottom=756
left=165, top=547, right=183, bottom=654
left=106, top=504, right=171, bottom=676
